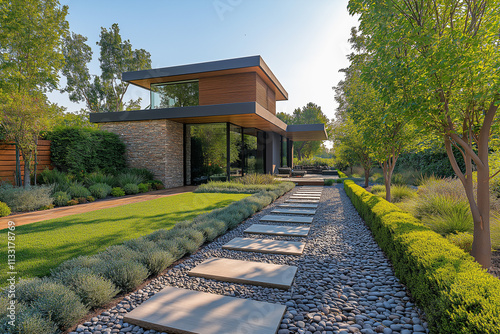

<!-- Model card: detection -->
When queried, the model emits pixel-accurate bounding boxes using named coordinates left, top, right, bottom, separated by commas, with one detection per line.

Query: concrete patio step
left=286, top=199, right=320, bottom=203
left=293, top=191, right=322, bottom=195
left=123, top=286, right=286, bottom=334
left=289, top=196, right=321, bottom=200
left=222, top=237, right=305, bottom=255
left=260, top=214, right=313, bottom=224
left=278, top=203, right=318, bottom=209
left=245, top=224, right=311, bottom=237
left=188, top=257, right=297, bottom=289
left=271, top=208, right=316, bottom=215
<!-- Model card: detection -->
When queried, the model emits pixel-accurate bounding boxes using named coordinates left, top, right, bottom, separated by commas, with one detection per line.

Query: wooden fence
left=0, top=140, right=52, bottom=183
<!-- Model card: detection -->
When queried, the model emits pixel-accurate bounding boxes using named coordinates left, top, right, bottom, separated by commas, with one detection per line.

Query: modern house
left=90, top=56, right=327, bottom=188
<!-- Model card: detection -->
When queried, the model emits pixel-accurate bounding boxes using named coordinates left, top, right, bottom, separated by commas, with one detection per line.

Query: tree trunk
left=23, top=160, right=30, bottom=187
left=474, top=163, right=492, bottom=267
left=364, top=167, right=370, bottom=187
left=382, top=162, right=391, bottom=202
left=350, top=165, right=353, bottom=175
left=15, top=143, right=21, bottom=187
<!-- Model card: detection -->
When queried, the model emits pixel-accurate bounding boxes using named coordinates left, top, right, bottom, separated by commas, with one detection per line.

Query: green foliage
left=446, top=233, right=474, bottom=254
left=396, top=149, right=466, bottom=179
left=324, top=179, right=335, bottom=186
left=294, top=157, right=335, bottom=167
left=110, top=187, right=125, bottom=197
left=122, top=183, right=139, bottom=195
left=0, top=303, right=58, bottom=334
left=66, top=199, right=78, bottom=206
left=89, top=183, right=112, bottom=199
left=344, top=180, right=500, bottom=333
left=234, top=173, right=278, bottom=185
left=51, top=267, right=119, bottom=308
left=68, top=184, right=91, bottom=198
left=0, top=185, right=53, bottom=212
left=48, top=127, right=126, bottom=175
left=86, top=195, right=95, bottom=202
left=0, top=202, right=10, bottom=217
left=84, top=172, right=115, bottom=187
left=338, top=171, right=347, bottom=178
left=39, top=168, right=71, bottom=190
left=277, top=102, right=330, bottom=159
left=419, top=196, right=473, bottom=235
left=196, top=180, right=292, bottom=194
left=138, top=183, right=150, bottom=193
left=115, top=172, right=145, bottom=187
left=374, top=185, right=417, bottom=204
left=96, top=260, right=148, bottom=293
left=127, top=168, right=155, bottom=181
left=16, top=278, right=88, bottom=330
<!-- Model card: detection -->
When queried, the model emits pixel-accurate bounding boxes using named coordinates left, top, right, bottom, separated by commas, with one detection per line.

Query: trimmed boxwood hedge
left=0, top=181, right=295, bottom=333
left=343, top=180, right=500, bottom=333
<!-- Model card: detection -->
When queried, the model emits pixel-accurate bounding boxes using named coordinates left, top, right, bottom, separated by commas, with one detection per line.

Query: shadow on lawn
left=0, top=198, right=238, bottom=283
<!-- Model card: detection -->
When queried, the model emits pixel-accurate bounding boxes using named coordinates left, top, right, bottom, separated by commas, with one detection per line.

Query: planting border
left=0, top=182, right=294, bottom=333
left=343, top=180, right=500, bottom=333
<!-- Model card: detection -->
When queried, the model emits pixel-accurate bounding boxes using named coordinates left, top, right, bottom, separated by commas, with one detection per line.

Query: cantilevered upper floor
left=90, top=56, right=327, bottom=141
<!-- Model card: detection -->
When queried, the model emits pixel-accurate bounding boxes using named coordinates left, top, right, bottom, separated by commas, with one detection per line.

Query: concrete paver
left=188, top=257, right=297, bottom=289
left=271, top=208, right=316, bottom=215
left=123, top=286, right=286, bottom=334
left=244, top=224, right=310, bottom=237
left=222, top=237, right=306, bottom=255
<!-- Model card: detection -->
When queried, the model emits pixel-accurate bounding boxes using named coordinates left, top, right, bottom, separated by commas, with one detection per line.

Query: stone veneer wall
left=100, top=119, right=184, bottom=189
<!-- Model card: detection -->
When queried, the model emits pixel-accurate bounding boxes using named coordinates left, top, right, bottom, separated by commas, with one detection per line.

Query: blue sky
left=49, top=0, right=359, bottom=121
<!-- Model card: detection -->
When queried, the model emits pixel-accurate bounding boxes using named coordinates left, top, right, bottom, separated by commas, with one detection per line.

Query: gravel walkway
left=73, top=184, right=429, bottom=334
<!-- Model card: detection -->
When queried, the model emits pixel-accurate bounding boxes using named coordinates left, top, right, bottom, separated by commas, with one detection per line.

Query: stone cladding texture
left=100, top=120, right=184, bottom=188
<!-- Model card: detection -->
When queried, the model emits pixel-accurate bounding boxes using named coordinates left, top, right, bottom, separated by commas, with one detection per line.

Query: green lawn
left=0, top=192, right=249, bottom=283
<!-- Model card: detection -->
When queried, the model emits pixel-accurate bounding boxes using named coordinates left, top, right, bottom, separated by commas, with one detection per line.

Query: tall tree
left=1, top=92, right=56, bottom=186
left=349, top=0, right=500, bottom=268
left=0, top=0, right=68, bottom=186
left=277, top=102, right=329, bottom=160
left=97, top=23, right=151, bottom=112
left=62, top=24, right=151, bottom=112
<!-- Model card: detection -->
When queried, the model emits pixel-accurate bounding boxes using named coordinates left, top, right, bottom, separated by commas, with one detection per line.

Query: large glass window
left=151, top=80, right=199, bottom=109
left=189, top=123, right=227, bottom=183
left=229, top=125, right=243, bottom=179
left=243, top=128, right=265, bottom=174
left=281, top=136, right=288, bottom=167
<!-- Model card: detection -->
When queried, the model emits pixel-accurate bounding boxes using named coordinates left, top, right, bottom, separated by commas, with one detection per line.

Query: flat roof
left=90, top=103, right=327, bottom=141
left=122, top=56, right=288, bottom=101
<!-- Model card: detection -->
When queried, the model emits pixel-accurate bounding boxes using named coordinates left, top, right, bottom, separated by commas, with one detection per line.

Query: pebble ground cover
left=0, top=192, right=249, bottom=285
left=72, top=185, right=429, bottom=334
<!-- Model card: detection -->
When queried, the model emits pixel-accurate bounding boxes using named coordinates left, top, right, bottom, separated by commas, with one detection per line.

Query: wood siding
left=0, top=140, right=52, bottom=183
left=199, top=72, right=277, bottom=114
left=199, top=73, right=257, bottom=106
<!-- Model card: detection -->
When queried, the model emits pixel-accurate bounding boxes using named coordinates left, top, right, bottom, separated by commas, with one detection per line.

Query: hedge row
left=0, top=182, right=294, bottom=334
left=195, top=181, right=286, bottom=194
left=343, top=180, right=500, bottom=333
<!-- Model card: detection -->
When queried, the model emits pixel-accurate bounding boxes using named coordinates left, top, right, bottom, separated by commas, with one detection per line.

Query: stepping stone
left=292, top=193, right=321, bottom=197
left=245, top=224, right=311, bottom=237
left=222, top=237, right=305, bottom=255
left=289, top=196, right=320, bottom=200
left=260, top=214, right=313, bottom=224
left=294, top=191, right=322, bottom=194
left=188, top=257, right=297, bottom=289
left=271, top=208, right=316, bottom=215
left=278, top=203, right=318, bottom=209
left=286, top=199, right=319, bottom=203
left=123, top=286, right=285, bottom=334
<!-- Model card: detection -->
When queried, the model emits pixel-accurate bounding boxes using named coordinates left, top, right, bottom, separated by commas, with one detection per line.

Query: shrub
left=138, top=183, right=150, bottom=193
left=123, top=238, right=175, bottom=275
left=156, top=238, right=186, bottom=258
left=39, top=204, right=54, bottom=210
left=97, top=260, right=148, bottom=292
left=234, top=173, right=277, bottom=185
left=0, top=303, right=58, bottom=334
left=149, top=180, right=164, bottom=190
left=52, top=191, right=71, bottom=207
left=115, top=172, right=145, bottom=187
left=370, top=185, right=385, bottom=194
left=86, top=195, right=95, bottom=202
left=38, top=168, right=71, bottom=193
left=89, top=183, right=112, bottom=199
left=123, top=183, right=139, bottom=195
left=68, top=184, right=91, bottom=198
left=324, top=179, right=335, bottom=186
left=127, top=168, right=155, bottom=181
left=52, top=267, right=119, bottom=308
left=344, top=180, right=500, bottom=333
left=338, top=171, right=348, bottom=178
left=16, top=278, right=88, bottom=330
left=421, top=198, right=473, bottom=235
left=48, top=127, right=126, bottom=175
left=391, top=185, right=417, bottom=203
left=0, top=185, right=53, bottom=212
left=84, top=172, right=115, bottom=187
left=446, top=232, right=474, bottom=254
left=0, top=201, right=10, bottom=217
left=111, top=187, right=125, bottom=197
left=67, top=199, right=78, bottom=206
